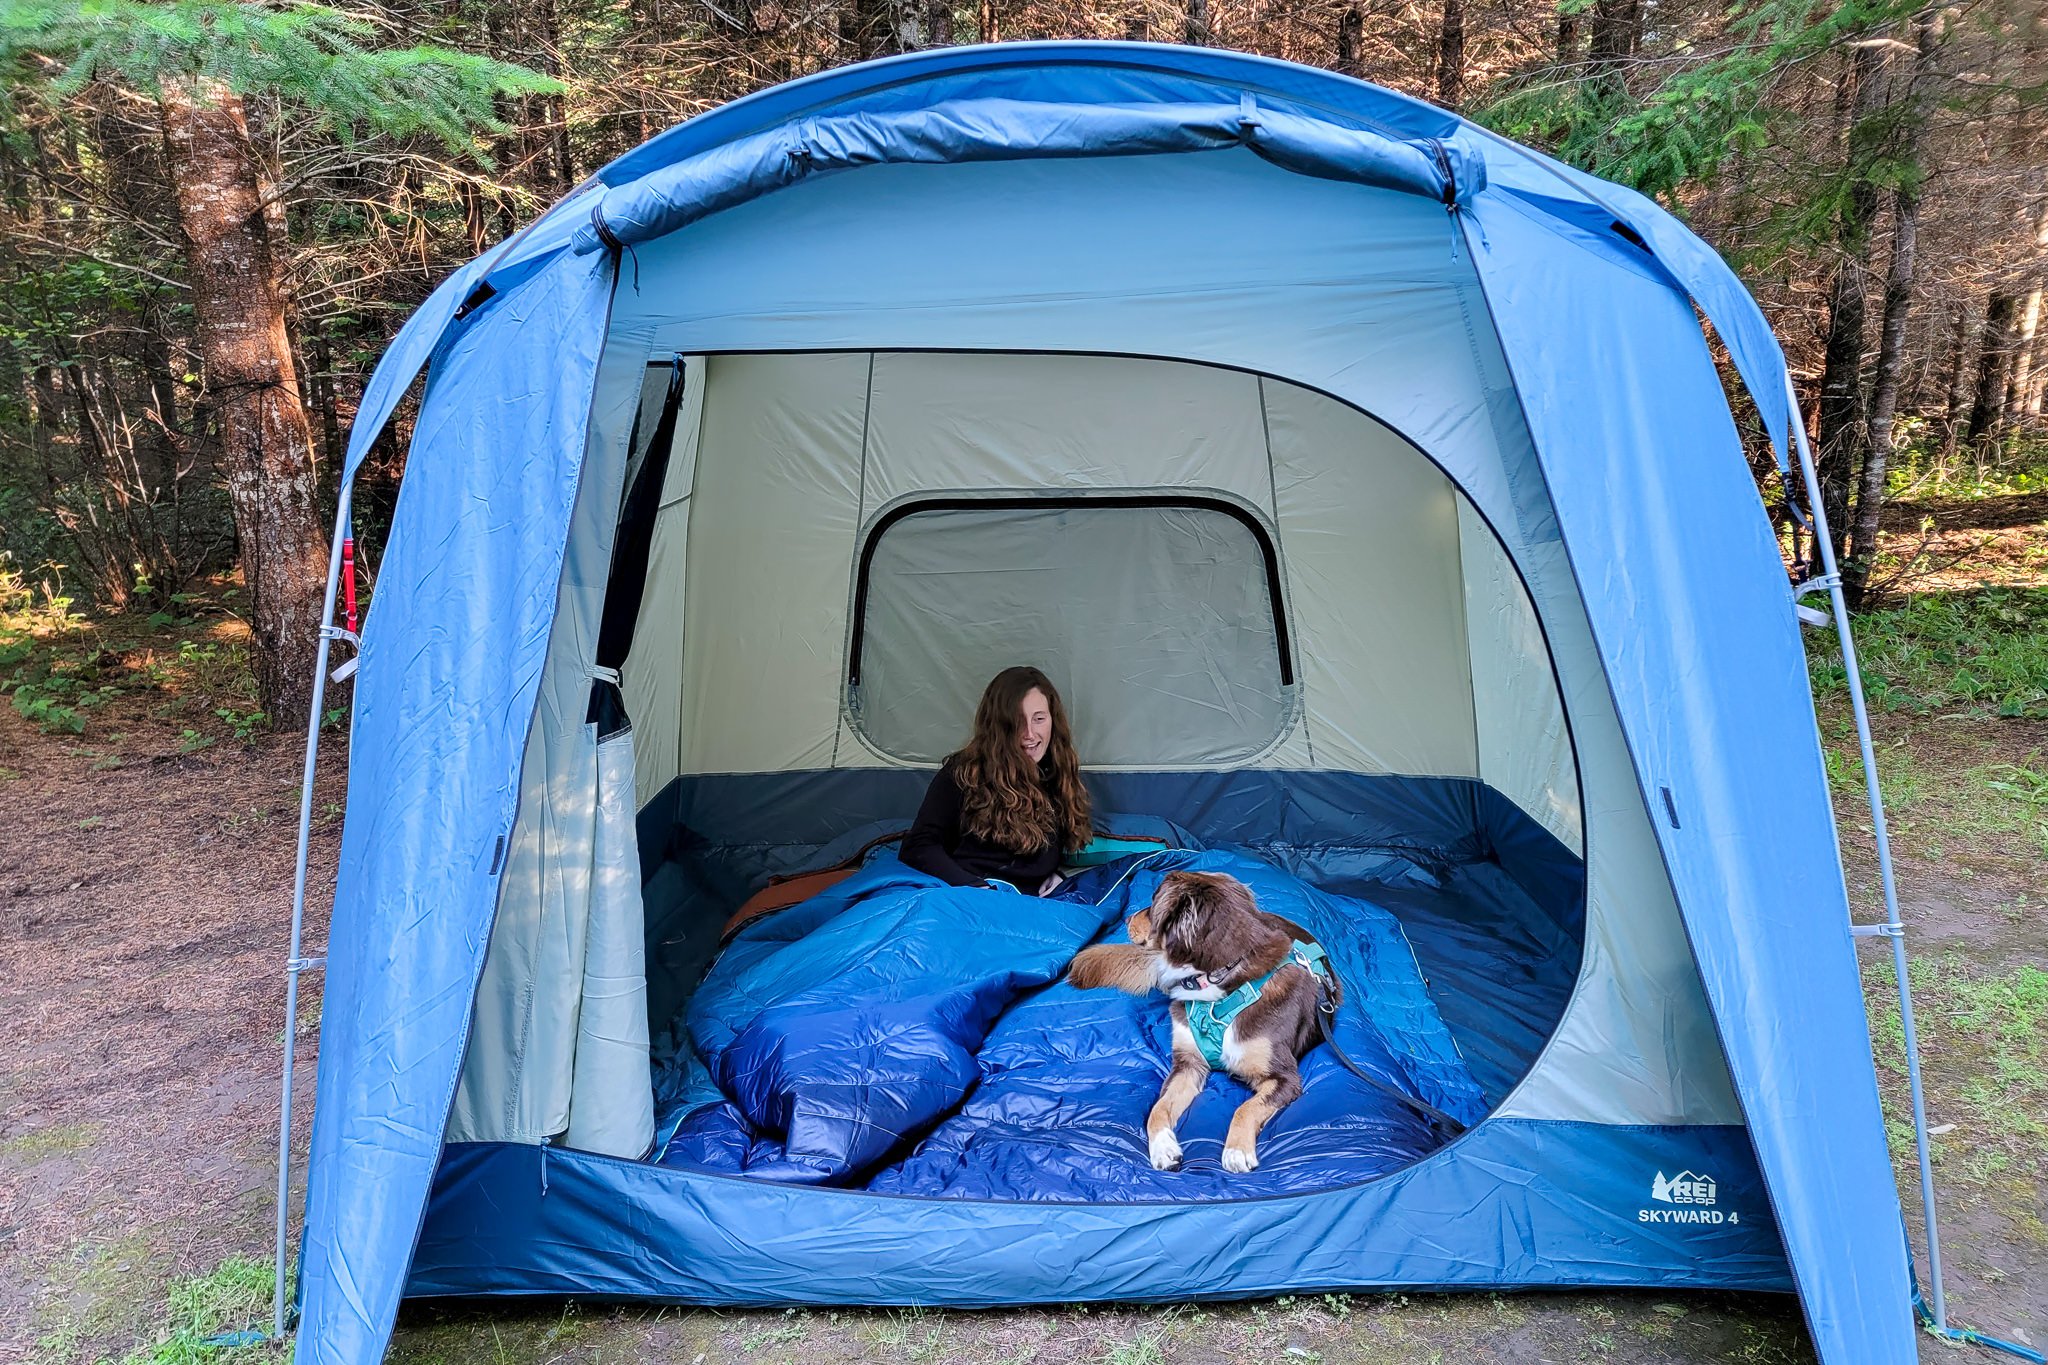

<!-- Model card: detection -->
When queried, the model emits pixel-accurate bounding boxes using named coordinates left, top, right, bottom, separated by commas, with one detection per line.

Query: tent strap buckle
left=320, top=625, right=361, bottom=648
left=288, top=954, right=328, bottom=974
left=1793, top=572, right=1841, bottom=598
left=1850, top=922, right=1904, bottom=940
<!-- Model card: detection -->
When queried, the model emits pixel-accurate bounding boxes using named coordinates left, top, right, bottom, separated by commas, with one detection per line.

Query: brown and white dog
left=1068, top=870, right=1338, bottom=1174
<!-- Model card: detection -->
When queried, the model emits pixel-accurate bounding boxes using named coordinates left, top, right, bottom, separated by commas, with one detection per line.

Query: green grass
left=1817, top=718, right=2048, bottom=864
left=0, top=1120, right=96, bottom=1160
left=1865, top=954, right=2048, bottom=1187
left=1884, top=427, right=2048, bottom=501
left=1809, top=587, right=2048, bottom=721
left=33, top=1248, right=289, bottom=1365
left=112, top=1257, right=288, bottom=1365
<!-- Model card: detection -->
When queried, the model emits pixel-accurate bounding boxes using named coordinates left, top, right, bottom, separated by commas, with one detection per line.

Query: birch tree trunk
left=2008, top=284, right=2043, bottom=427
left=159, top=78, right=326, bottom=721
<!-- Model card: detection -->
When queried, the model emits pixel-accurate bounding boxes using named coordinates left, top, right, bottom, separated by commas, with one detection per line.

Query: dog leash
left=1311, top=981, right=1471, bottom=1140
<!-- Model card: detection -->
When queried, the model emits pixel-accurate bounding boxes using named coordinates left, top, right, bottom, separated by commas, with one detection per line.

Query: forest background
left=0, top=0, right=2044, bottom=716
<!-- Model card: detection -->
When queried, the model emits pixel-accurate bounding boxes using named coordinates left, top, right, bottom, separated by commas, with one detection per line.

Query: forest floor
left=1, top=489, right=2043, bottom=1365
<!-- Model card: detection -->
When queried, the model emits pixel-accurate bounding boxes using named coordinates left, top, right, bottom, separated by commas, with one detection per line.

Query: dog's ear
left=1155, top=875, right=1196, bottom=949
left=1068, top=943, right=1162, bottom=995
left=1158, top=876, right=1208, bottom=963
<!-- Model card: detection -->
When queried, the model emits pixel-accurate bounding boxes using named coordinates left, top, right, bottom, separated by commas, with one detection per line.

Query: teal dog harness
left=1183, top=940, right=1333, bottom=1069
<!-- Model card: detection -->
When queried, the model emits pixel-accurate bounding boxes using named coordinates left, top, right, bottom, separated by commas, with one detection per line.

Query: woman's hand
left=1037, top=873, right=1064, bottom=897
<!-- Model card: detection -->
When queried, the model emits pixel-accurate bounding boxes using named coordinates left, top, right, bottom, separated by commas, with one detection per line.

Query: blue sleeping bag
left=658, top=848, right=1489, bottom=1199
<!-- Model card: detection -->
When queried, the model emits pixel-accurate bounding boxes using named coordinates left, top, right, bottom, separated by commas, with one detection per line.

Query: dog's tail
left=1067, top=943, right=1163, bottom=995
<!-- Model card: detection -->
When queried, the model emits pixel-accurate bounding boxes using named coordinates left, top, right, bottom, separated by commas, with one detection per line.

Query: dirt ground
left=1, top=581, right=2043, bottom=1363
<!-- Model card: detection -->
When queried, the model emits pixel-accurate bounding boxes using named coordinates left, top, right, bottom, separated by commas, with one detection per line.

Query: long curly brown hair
left=950, top=666, right=1093, bottom=855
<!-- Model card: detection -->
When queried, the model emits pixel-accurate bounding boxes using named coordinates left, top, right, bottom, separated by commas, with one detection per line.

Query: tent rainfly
left=273, top=41, right=1989, bottom=1365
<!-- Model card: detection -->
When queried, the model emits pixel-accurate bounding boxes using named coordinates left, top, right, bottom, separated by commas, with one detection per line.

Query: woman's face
left=1018, top=687, right=1053, bottom=764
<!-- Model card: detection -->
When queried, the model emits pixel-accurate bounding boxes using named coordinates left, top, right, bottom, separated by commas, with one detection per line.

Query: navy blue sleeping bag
left=658, top=848, right=1489, bottom=1199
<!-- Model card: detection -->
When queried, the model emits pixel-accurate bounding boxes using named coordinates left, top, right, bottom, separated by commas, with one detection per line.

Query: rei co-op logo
left=1638, top=1170, right=1737, bottom=1225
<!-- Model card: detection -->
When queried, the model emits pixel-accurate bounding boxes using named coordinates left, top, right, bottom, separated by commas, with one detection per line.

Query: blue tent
left=288, top=42, right=1924, bottom=1365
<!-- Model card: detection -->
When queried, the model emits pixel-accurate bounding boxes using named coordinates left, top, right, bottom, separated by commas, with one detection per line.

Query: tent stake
left=1783, top=379, right=1946, bottom=1332
left=274, top=485, right=355, bottom=1339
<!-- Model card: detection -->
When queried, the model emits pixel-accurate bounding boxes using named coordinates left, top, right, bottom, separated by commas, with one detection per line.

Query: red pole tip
left=341, top=536, right=359, bottom=635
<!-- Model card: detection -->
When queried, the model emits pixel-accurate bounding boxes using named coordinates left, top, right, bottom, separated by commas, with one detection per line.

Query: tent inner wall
left=451, top=148, right=1743, bottom=1155
left=633, top=351, right=1553, bottom=799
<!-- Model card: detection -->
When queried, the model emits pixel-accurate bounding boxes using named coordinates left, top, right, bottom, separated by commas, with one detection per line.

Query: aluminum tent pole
left=1782, top=378, right=1946, bottom=1330
left=273, top=483, right=356, bottom=1338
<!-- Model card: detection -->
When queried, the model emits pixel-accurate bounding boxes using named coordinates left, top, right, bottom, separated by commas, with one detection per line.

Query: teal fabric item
left=1185, top=940, right=1331, bottom=1068
left=1066, top=836, right=1167, bottom=869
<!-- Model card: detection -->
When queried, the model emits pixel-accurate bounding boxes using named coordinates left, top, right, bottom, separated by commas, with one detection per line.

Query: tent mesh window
left=849, top=496, right=1294, bottom=766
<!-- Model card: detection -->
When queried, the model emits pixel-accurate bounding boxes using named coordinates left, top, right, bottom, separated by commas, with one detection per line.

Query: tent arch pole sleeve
left=568, top=97, right=1485, bottom=255
left=1782, top=372, right=1948, bottom=1333
left=273, top=481, right=354, bottom=1338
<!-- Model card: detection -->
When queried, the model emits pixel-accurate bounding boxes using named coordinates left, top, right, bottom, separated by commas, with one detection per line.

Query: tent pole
left=1783, top=381, right=1946, bottom=1331
left=273, top=483, right=356, bottom=1339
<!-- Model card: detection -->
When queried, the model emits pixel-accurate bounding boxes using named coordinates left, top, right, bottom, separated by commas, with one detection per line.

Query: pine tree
left=1, top=0, right=553, bottom=718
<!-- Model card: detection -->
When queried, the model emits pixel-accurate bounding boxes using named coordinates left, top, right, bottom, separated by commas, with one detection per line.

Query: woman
left=900, top=665, right=1094, bottom=894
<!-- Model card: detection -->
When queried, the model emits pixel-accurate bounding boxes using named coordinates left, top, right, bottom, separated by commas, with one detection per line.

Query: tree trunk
left=1435, top=0, right=1466, bottom=108
left=845, top=0, right=915, bottom=57
left=2007, top=283, right=2043, bottom=426
left=1588, top=0, right=1639, bottom=77
left=1808, top=41, right=1887, bottom=575
left=531, top=0, right=575, bottom=188
left=1556, top=4, right=1578, bottom=60
left=310, top=331, right=343, bottom=474
left=1844, top=9, right=1939, bottom=609
left=1940, top=304, right=1975, bottom=460
left=1843, top=184, right=1920, bottom=607
left=1184, top=0, right=1209, bottom=46
left=1966, top=291, right=2018, bottom=448
left=1336, top=6, right=1363, bottom=75
left=929, top=0, right=953, bottom=45
left=64, top=356, right=137, bottom=609
left=159, top=79, right=326, bottom=722
left=30, top=363, right=60, bottom=479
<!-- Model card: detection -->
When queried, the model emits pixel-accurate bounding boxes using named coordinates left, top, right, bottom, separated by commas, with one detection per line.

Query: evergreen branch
left=0, top=0, right=557, bottom=150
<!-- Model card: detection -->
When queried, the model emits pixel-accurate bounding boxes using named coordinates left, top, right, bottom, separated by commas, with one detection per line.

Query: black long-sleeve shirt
left=899, top=759, right=1063, bottom=893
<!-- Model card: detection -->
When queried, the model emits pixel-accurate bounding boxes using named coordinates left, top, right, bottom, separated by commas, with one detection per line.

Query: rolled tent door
left=564, top=718, right=655, bottom=1155
left=556, top=357, right=693, bottom=1155
left=450, top=359, right=689, bottom=1153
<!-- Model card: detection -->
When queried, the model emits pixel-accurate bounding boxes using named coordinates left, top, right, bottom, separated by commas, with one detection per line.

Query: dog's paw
left=1148, top=1130, right=1183, bottom=1171
left=1221, top=1145, right=1258, bottom=1174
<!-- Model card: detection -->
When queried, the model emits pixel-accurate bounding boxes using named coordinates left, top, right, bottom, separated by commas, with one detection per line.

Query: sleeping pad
left=656, top=848, right=1491, bottom=1199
